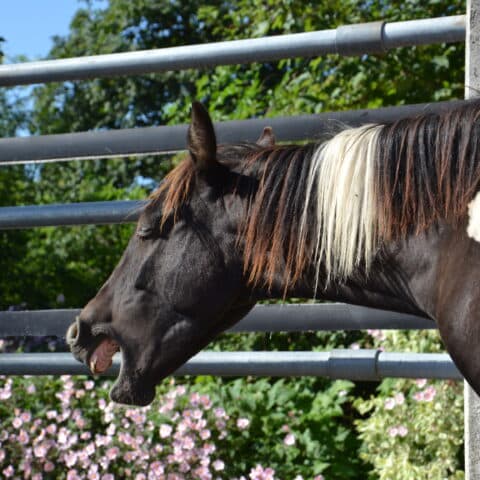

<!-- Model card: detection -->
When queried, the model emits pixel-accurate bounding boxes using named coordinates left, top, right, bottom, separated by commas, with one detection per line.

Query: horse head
left=66, top=103, right=272, bottom=405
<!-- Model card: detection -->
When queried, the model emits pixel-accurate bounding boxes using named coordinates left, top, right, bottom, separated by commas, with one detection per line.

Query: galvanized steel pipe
left=0, top=303, right=434, bottom=337
left=0, top=350, right=462, bottom=379
left=0, top=100, right=466, bottom=165
left=0, top=200, right=143, bottom=229
left=0, top=16, right=465, bottom=87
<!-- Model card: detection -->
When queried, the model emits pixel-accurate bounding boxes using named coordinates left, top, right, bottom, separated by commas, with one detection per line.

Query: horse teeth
left=90, top=357, right=97, bottom=374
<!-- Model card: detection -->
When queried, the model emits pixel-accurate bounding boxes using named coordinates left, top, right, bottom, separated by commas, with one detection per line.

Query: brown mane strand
left=148, top=157, right=196, bottom=225
left=377, top=101, right=480, bottom=240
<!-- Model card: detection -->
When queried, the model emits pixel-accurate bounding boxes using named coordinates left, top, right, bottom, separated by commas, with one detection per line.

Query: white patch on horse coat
left=467, top=191, right=480, bottom=243
left=300, top=124, right=382, bottom=289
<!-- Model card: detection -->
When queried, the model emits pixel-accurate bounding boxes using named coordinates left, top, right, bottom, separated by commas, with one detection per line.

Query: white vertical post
left=465, top=1, right=480, bottom=478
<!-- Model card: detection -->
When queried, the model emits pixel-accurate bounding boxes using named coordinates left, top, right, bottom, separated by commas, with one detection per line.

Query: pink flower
left=249, top=465, right=276, bottom=480
left=202, top=443, right=216, bottom=455
left=313, top=476, right=325, bottom=480
left=414, top=386, right=437, bottom=402
left=200, top=395, right=212, bottom=409
left=135, top=475, right=146, bottom=480
left=182, top=436, right=195, bottom=450
left=0, top=449, right=5, bottom=462
left=20, top=411, right=31, bottom=422
left=388, top=427, right=398, bottom=437
left=32, top=474, right=42, bottom=480
left=102, top=475, right=114, bottom=480
left=46, top=424, right=57, bottom=435
left=159, top=424, right=172, bottom=438
left=213, top=408, right=226, bottom=419
left=237, top=418, right=250, bottom=429
left=384, top=398, right=395, bottom=410
left=367, top=329, right=387, bottom=341
left=44, top=462, right=55, bottom=473
left=212, top=460, right=225, bottom=471
left=394, top=393, right=405, bottom=405
left=150, top=461, right=164, bottom=476
left=423, top=386, right=437, bottom=401
left=397, top=425, right=409, bottom=437
left=192, top=409, right=203, bottom=420
left=67, top=471, right=80, bottom=480
left=413, top=391, right=424, bottom=402
left=88, top=465, right=100, bottom=480
left=12, top=417, right=22, bottom=429
left=3, top=465, right=14, bottom=478
left=415, top=378, right=427, bottom=388
left=64, top=452, right=77, bottom=468
left=106, top=447, right=120, bottom=460
left=349, top=342, right=360, bottom=350
left=18, top=429, right=29, bottom=444
left=200, top=429, right=211, bottom=440
left=193, top=466, right=212, bottom=480
left=34, top=443, right=48, bottom=458
left=284, top=433, right=296, bottom=446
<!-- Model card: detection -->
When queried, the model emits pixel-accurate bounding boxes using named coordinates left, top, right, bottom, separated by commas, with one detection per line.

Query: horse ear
left=187, top=102, right=217, bottom=171
left=256, top=126, right=275, bottom=148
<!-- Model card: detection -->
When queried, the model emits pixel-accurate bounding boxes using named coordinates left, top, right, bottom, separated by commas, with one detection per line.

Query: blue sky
left=1, top=1, right=87, bottom=61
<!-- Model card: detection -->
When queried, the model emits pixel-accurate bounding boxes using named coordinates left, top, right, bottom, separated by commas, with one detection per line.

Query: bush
left=0, top=370, right=368, bottom=479
left=354, top=330, right=464, bottom=480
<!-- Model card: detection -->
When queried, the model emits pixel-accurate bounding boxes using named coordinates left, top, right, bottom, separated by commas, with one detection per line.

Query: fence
left=0, top=4, right=476, bottom=478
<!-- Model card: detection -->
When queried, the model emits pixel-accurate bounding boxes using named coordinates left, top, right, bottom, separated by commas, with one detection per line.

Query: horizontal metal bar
left=0, top=350, right=461, bottom=379
left=0, top=99, right=465, bottom=165
left=0, top=200, right=144, bottom=229
left=0, top=304, right=433, bottom=337
left=0, top=16, right=465, bottom=87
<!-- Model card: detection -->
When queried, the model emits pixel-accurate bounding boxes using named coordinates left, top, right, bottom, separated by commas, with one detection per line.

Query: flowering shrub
left=354, top=329, right=464, bottom=480
left=0, top=369, right=364, bottom=479
left=0, top=373, right=279, bottom=479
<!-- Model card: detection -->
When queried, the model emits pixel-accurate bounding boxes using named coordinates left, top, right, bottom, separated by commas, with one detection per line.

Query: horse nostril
left=66, top=319, right=80, bottom=344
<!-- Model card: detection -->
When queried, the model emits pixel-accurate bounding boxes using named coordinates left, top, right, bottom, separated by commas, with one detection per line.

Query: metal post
left=465, top=1, right=480, bottom=478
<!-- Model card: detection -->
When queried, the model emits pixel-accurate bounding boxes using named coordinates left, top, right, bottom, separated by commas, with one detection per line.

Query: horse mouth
left=88, top=337, right=120, bottom=375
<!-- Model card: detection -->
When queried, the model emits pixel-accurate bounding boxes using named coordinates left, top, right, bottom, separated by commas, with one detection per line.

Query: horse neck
left=251, top=228, right=443, bottom=320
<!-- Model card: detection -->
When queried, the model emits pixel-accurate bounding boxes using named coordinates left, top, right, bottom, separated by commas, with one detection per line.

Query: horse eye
left=136, top=225, right=154, bottom=240
left=136, top=214, right=174, bottom=241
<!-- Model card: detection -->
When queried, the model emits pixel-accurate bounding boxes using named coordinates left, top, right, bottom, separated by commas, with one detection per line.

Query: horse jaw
left=467, top=191, right=480, bottom=242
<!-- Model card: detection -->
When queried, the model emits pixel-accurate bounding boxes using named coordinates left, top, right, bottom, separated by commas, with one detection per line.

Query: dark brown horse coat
left=68, top=101, right=480, bottom=406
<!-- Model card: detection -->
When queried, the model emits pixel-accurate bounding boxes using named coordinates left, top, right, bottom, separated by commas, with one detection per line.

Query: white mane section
left=300, top=124, right=382, bottom=289
left=467, top=191, right=480, bottom=243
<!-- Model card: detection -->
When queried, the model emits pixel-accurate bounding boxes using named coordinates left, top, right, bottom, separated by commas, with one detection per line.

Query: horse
left=67, top=100, right=480, bottom=406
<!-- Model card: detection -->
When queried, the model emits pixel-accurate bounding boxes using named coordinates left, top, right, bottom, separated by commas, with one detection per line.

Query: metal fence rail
left=0, top=100, right=466, bottom=165
left=0, top=201, right=143, bottom=229
left=0, top=15, right=465, bottom=87
left=0, top=350, right=462, bottom=379
left=0, top=304, right=434, bottom=337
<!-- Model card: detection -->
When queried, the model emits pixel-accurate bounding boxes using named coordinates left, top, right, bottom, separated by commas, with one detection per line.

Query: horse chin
left=109, top=364, right=156, bottom=406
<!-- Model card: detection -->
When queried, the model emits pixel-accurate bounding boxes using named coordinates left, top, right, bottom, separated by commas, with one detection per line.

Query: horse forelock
left=148, top=157, right=196, bottom=225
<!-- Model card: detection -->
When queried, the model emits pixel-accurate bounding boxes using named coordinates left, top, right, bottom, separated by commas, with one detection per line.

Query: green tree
left=0, top=36, right=33, bottom=308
